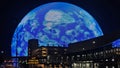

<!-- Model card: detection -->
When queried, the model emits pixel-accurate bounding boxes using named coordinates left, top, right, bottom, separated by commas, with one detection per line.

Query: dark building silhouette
left=28, top=39, right=38, bottom=57
left=68, top=32, right=120, bottom=53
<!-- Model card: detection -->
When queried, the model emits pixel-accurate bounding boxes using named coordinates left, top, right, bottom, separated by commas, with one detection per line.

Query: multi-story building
left=67, top=33, right=120, bottom=68
left=28, top=39, right=68, bottom=68
left=12, top=33, right=120, bottom=68
left=68, top=43, right=120, bottom=68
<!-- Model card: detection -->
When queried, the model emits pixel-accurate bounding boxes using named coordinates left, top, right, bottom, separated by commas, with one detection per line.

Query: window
left=54, top=52, right=58, bottom=54
left=77, top=55, right=80, bottom=57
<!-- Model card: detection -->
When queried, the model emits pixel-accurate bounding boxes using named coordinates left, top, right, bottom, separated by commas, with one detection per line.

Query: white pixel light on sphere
left=11, top=2, right=103, bottom=56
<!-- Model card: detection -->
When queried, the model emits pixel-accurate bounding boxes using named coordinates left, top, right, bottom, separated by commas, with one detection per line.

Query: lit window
left=96, top=52, right=98, bottom=55
left=106, top=66, right=108, bottom=68
left=72, top=56, right=74, bottom=58
left=112, top=58, right=114, bottom=61
left=86, top=63, right=90, bottom=67
left=82, top=54, right=85, bottom=57
left=42, top=47, right=47, bottom=51
left=61, top=57, right=63, bottom=59
left=77, top=55, right=80, bottom=57
left=112, top=66, right=115, bottom=68
left=64, top=52, right=66, bottom=54
left=106, top=50, right=108, bottom=53
left=111, top=49, right=114, bottom=52
left=42, top=53, right=47, bottom=57
left=42, top=51, right=47, bottom=53
left=67, top=56, right=69, bottom=59
left=54, top=48, right=57, bottom=50
left=106, top=59, right=108, bottom=61
left=73, top=63, right=77, bottom=66
left=100, top=52, right=103, bottom=54
left=116, top=48, right=119, bottom=51
left=72, top=56, right=74, bottom=60
left=82, top=48, right=85, bottom=50
left=92, top=41, right=96, bottom=44
left=54, top=52, right=58, bottom=54
left=64, top=49, right=67, bottom=51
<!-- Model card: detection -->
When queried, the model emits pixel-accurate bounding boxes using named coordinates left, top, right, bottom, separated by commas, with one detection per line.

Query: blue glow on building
left=112, top=39, right=120, bottom=47
left=11, top=2, right=103, bottom=57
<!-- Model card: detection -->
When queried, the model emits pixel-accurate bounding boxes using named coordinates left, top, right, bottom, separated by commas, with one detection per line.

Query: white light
left=92, top=41, right=96, bottom=44
left=112, top=58, right=114, bottom=61
left=74, top=63, right=77, bottom=66
left=83, top=48, right=85, bottom=50
left=106, top=66, right=108, bottom=68
left=112, top=66, right=115, bottom=68
left=74, top=63, right=76, bottom=66
left=1, top=51, right=4, bottom=53
left=86, top=63, right=90, bottom=67
left=106, top=59, right=108, bottom=61
left=77, top=55, right=80, bottom=57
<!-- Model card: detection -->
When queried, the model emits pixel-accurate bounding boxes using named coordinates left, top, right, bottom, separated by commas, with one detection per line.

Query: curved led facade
left=11, top=2, right=103, bottom=56
left=112, top=39, right=120, bottom=47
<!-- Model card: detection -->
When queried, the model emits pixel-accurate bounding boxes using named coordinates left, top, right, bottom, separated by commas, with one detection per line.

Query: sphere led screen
left=112, top=39, right=120, bottom=47
left=11, top=2, right=103, bottom=56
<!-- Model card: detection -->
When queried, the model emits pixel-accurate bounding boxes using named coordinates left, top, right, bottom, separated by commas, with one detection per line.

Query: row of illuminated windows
left=93, top=48, right=120, bottom=56
left=70, top=48, right=120, bottom=60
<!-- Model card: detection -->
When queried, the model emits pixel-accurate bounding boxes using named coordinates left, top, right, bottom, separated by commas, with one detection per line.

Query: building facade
left=2, top=33, right=120, bottom=68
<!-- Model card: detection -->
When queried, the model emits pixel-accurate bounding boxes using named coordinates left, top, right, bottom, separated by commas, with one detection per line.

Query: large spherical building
left=11, top=2, right=103, bottom=56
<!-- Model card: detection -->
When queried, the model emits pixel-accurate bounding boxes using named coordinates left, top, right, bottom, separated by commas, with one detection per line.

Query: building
left=28, top=39, right=68, bottom=68
left=24, top=33, right=120, bottom=68
left=3, top=33, right=120, bottom=68
left=28, top=39, right=39, bottom=57
left=68, top=43, right=120, bottom=68
left=67, top=33, right=120, bottom=68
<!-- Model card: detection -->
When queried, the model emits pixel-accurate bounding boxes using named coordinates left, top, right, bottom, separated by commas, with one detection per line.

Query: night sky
left=0, top=0, right=120, bottom=57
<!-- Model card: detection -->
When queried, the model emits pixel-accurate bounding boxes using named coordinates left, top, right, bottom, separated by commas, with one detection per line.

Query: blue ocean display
left=11, top=2, right=103, bottom=56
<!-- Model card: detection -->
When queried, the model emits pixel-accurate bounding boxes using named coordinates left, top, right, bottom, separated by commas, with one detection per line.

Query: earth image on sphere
left=11, top=2, right=103, bottom=56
